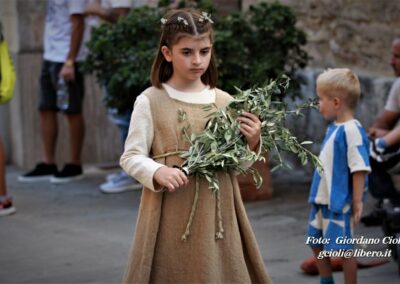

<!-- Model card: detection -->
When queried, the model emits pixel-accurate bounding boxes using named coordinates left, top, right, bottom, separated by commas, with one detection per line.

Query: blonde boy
left=307, top=68, right=371, bottom=284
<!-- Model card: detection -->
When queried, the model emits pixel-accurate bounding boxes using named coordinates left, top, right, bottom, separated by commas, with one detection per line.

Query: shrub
left=215, top=2, right=309, bottom=96
left=83, top=2, right=308, bottom=112
left=82, top=7, right=161, bottom=113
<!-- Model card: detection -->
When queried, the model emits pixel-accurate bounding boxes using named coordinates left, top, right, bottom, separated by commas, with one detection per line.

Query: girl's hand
left=237, top=112, right=261, bottom=151
left=154, top=166, right=189, bottom=192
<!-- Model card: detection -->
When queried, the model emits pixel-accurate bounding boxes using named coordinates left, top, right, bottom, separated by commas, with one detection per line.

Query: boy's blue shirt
left=308, top=119, right=371, bottom=213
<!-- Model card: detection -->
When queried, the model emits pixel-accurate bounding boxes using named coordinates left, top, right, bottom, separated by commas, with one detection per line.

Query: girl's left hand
left=237, top=111, right=261, bottom=151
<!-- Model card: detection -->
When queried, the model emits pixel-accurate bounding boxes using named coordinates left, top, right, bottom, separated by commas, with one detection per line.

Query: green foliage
left=178, top=76, right=321, bottom=193
left=83, top=2, right=308, bottom=112
left=178, top=0, right=215, bottom=12
left=82, top=7, right=161, bottom=113
left=214, top=2, right=309, bottom=96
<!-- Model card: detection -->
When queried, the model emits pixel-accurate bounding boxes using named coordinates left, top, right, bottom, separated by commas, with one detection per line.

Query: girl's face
left=317, top=90, right=338, bottom=121
left=162, top=34, right=212, bottom=85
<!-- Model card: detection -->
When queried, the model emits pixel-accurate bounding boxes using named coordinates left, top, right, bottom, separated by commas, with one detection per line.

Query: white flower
left=160, top=18, right=167, bottom=25
left=200, top=12, right=214, bottom=24
left=177, top=16, right=189, bottom=26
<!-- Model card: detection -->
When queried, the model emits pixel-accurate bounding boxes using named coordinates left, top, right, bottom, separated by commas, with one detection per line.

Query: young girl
left=120, top=8, right=271, bottom=283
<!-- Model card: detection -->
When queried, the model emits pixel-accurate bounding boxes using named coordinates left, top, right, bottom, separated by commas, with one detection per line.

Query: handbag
left=0, top=36, right=16, bottom=104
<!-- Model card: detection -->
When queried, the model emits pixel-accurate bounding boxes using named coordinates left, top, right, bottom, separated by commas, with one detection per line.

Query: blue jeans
left=108, top=108, right=131, bottom=152
left=101, top=85, right=133, bottom=151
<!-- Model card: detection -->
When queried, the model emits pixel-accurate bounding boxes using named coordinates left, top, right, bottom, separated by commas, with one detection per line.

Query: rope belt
left=152, top=152, right=224, bottom=241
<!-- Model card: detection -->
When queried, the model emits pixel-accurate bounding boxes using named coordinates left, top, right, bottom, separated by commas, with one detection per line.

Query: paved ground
left=0, top=166, right=399, bottom=283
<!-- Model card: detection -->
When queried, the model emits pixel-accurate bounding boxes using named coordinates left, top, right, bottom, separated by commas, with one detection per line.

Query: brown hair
left=316, top=68, right=361, bottom=109
left=150, top=9, right=218, bottom=88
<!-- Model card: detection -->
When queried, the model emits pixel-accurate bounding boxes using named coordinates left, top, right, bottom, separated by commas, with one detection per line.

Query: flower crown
left=160, top=11, right=214, bottom=26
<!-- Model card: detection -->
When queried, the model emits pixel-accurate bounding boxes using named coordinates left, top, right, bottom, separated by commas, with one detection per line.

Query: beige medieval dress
left=120, top=86, right=272, bottom=284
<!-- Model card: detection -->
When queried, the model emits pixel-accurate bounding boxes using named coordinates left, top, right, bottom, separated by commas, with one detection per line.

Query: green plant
left=215, top=2, right=309, bottom=96
left=82, top=7, right=161, bottom=113
left=83, top=2, right=308, bottom=112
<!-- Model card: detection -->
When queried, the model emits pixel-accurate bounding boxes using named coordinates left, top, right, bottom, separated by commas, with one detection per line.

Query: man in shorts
left=19, top=0, right=90, bottom=183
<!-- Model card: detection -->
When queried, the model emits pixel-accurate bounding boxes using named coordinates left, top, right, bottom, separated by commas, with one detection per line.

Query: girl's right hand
left=153, top=166, right=189, bottom=192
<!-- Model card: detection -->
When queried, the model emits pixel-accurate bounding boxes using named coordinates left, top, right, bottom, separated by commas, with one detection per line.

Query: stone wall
left=244, top=0, right=400, bottom=78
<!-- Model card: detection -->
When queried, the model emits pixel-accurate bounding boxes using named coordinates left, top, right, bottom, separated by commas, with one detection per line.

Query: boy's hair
left=150, top=8, right=218, bottom=88
left=316, top=68, right=361, bottom=109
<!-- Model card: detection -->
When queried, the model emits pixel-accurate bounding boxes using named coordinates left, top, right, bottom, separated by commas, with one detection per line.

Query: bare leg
left=342, top=257, right=357, bottom=284
left=66, top=113, right=84, bottom=164
left=0, top=138, right=6, bottom=196
left=312, top=247, right=333, bottom=277
left=40, top=110, right=58, bottom=164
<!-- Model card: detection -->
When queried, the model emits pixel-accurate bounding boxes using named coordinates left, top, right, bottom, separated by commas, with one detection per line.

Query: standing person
left=120, top=9, right=271, bottom=283
left=0, top=21, right=16, bottom=216
left=85, top=0, right=142, bottom=193
left=18, top=0, right=89, bottom=183
left=361, top=37, right=400, bottom=226
left=307, top=69, right=370, bottom=284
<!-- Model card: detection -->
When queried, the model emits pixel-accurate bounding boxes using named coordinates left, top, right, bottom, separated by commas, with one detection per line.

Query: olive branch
left=177, top=76, right=322, bottom=193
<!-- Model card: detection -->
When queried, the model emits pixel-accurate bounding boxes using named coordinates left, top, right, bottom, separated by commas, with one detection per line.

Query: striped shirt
left=308, top=119, right=371, bottom=213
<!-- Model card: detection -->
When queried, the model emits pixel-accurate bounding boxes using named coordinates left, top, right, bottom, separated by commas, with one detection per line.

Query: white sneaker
left=100, top=172, right=142, bottom=193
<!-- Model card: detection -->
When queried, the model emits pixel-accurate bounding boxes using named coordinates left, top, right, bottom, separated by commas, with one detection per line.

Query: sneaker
left=100, top=171, right=142, bottom=193
left=50, top=164, right=83, bottom=183
left=18, top=163, right=58, bottom=182
left=0, top=196, right=16, bottom=217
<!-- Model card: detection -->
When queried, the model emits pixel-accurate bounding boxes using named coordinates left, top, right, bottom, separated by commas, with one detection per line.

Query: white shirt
left=308, top=119, right=371, bottom=212
left=43, top=0, right=91, bottom=62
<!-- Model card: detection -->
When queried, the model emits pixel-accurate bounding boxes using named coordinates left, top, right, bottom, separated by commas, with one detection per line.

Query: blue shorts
left=306, top=203, right=354, bottom=251
left=38, top=60, right=84, bottom=114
